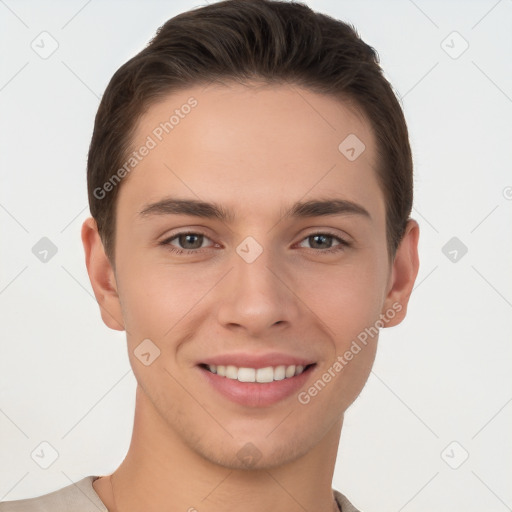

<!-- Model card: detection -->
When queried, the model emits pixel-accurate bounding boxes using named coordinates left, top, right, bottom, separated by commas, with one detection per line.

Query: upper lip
left=200, top=353, right=315, bottom=369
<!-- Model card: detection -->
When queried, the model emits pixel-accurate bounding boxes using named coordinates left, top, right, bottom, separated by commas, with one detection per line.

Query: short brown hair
left=87, top=0, right=413, bottom=266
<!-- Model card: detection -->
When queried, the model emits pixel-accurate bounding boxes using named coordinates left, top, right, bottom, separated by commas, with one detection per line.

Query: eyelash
left=159, top=231, right=351, bottom=256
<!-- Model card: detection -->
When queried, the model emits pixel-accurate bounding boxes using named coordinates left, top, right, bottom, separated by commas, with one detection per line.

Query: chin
left=192, top=430, right=317, bottom=471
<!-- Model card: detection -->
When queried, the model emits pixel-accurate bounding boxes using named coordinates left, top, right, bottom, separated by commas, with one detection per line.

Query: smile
left=197, top=353, right=317, bottom=407
left=204, top=364, right=310, bottom=383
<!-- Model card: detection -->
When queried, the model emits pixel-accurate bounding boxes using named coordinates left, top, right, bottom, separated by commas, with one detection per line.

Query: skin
left=82, top=81, right=419, bottom=512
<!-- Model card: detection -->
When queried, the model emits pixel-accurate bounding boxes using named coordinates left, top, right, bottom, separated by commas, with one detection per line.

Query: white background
left=1, top=1, right=511, bottom=510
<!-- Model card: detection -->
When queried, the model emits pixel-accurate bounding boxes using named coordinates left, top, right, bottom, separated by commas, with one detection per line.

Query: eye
left=297, top=232, right=350, bottom=253
left=160, top=232, right=214, bottom=254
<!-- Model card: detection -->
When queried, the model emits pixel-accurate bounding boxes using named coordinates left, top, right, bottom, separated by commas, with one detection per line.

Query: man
left=0, top=0, right=419, bottom=510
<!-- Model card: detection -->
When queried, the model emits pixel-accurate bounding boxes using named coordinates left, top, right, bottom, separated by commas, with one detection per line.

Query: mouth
left=199, top=363, right=315, bottom=383
left=197, top=359, right=317, bottom=407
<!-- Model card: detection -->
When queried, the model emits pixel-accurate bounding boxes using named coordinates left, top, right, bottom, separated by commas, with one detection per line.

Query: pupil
left=312, top=234, right=330, bottom=249
left=180, top=234, right=202, bottom=249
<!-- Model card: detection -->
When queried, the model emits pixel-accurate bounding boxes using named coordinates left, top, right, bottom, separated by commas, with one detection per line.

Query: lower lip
left=198, top=365, right=315, bottom=407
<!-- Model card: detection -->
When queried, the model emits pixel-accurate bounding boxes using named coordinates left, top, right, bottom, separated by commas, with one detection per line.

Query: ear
left=81, top=217, right=125, bottom=331
left=381, top=219, right=420, bottom=327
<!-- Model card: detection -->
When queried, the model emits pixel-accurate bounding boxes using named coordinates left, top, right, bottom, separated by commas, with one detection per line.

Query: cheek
left=298, top=264, right=382, bottom=410
left=116, top=253, right=221, bottom=340
left=297, top=257, right=387, bottom=338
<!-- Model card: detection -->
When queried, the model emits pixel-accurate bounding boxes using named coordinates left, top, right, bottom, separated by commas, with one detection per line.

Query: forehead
left=117, top=82, right=384, bottom=224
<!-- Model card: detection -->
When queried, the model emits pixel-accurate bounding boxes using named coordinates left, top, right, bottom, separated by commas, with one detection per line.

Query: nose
left=216, top=244, right=301, bottom=337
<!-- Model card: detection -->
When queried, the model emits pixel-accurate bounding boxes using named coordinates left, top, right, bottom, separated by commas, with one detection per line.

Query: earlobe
left=381, top=219, right=420, bottom=328
left=81, top=217, right=125, bottom=331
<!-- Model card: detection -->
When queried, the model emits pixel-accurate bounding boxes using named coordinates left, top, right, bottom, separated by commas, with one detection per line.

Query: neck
left=96, top=385, right=343, bottom=512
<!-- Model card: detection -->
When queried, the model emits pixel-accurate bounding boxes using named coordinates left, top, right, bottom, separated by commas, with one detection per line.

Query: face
left=86, top=82, right=415, bottom=470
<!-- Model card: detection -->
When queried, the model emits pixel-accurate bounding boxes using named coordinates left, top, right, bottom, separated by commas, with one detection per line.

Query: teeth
left=274, top=365, right=286, bottom=380
left=226, top=365, right=238, bottom=379
left=238, top=367, right=256, bottom=382
left=256, top=367, right=274, bottom=383
left=285, top=365, right=296, bottom=378
left=205, top=364, right=308, bottom=383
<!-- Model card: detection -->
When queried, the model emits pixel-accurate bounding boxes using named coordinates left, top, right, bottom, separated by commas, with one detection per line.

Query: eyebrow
left=138, top=197, right=371, bottom=222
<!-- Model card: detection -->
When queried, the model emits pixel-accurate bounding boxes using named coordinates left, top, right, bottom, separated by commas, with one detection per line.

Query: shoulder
left=0, top=476, right=108, bottom=512
left=334, top=489, right=363, bottom=512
